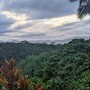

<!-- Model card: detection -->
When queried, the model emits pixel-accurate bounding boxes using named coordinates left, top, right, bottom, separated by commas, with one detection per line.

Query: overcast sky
left=0, top=0, right=90, bottom=42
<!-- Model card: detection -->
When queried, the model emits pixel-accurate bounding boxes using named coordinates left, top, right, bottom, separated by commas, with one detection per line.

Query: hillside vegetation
left=0, top=39, right=90, bottom=90
left=18, top=39, right=90, bottom=90
left=0, top=42, right=59, bottom=63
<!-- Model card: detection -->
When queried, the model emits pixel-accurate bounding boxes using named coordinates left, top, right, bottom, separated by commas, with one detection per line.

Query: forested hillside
left=0, top=42, right=59, bottom=63
left=18, top=39, right=90, bottom=90
left=0, top=39, right=90, bottom=90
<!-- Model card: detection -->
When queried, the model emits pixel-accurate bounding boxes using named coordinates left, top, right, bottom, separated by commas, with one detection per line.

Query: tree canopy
left=18, top=39, right=90, bottom=90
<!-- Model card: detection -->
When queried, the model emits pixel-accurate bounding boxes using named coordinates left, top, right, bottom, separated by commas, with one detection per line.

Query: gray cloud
left=52, top=19, right=90, bottom=32
left=0, top=0, right=89, bottom=42
left=3, top=0, right=79, bottom=19
left=52, top=19, right=90, bottom=40
left=0, top=14, right=14, bottom=35
left=17, top=33, right=47, bottom=37
left=0, top=18, right=89, bottom=42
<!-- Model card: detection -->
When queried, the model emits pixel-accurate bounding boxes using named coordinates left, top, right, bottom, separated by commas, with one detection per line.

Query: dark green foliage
left=0, top=42, right=58, bottom=63
left=18, top=39, right=90, bottom=90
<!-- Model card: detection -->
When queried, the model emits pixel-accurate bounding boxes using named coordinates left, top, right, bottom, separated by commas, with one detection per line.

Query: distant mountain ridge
left=0, top=41, right=59, bottom=62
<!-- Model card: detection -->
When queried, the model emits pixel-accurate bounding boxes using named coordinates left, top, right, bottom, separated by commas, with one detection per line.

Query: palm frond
left=69, top=0, right=90, bottom=18
left=78, top=0, right=90, bottom=18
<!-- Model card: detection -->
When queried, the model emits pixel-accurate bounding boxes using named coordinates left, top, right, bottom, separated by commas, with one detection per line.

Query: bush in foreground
left=0, top=60, right=44, bottom=90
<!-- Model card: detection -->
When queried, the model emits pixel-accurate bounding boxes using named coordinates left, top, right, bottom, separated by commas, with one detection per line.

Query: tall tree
left=70, top=0, right=90, bottom=18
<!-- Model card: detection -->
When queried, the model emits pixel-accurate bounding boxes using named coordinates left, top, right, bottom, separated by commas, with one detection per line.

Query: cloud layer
left=0, top=17, right=90, bottom=42
left=0, top=0, right=90, bottom=42
left=2, top=0, right=78, bottom=19
left=0, top=14, right=14, bottom=35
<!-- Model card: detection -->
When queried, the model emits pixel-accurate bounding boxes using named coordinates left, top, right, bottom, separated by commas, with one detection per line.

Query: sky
left=0, top=0, right=90, bottom=42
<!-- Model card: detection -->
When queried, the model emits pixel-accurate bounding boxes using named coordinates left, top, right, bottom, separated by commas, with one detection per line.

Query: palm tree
left=70, top=0, right=90, bottom=18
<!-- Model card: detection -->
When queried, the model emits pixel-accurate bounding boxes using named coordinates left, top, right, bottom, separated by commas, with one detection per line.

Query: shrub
left=0, top=59, right=44, bottom=90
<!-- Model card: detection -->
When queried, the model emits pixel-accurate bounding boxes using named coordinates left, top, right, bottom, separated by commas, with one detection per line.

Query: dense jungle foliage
left=0, top=41, right=59, bottom=63
left=0, top=39, right=90, bottom=90
left=18, top=39, right=90, bottom=90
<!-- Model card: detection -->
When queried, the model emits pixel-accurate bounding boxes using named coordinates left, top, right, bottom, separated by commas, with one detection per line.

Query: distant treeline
left=0, top=41, right=61, bottom=63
